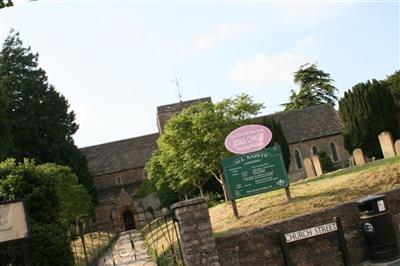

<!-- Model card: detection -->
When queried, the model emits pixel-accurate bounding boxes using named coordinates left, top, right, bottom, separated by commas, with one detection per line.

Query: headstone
left=304, top=158, right=316, bottom=178
left=353, top=148, right=366, bottom=166
left=378, top=131, right=396, bottom=158
left=395, top=140, right=400, bottom=155
left=312, top=155, right=323, bottom=176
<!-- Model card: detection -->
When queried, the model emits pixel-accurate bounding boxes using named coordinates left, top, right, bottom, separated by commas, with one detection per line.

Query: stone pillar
left=304, top=158, right=316, bottom=178
left=171, top=198, right=220, bottom=266
left=311, top=155, right=323, bottom=176
left=353, top=148, right=366, bottom=166
left=395, top=140, right=400, bottom=155
left=378, top=131, right=396, bottom=158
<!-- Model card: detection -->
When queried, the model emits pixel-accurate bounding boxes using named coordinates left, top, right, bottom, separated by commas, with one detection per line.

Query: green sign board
left=221, top=145, right=289, bottom=200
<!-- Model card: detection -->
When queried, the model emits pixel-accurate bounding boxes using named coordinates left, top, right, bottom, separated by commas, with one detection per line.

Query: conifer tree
left=282, top=63, right=338, bottom=111
left=339, top=79, right=398, bottom=158
left=0, top=80, right=9, bottom=157
left=0, top=30, right=96, bottom=200
left=0, top=0, right=13, bottom=9
left=385, top=70, right=400, bottom=109
left=261, top=117, right=290, bottom=171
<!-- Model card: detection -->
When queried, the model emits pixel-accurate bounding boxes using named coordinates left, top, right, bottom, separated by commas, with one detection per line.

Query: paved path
left=98, top=230, right=156, bottom=266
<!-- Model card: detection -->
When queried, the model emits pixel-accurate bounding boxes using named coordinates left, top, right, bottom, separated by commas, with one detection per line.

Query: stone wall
left=288, top=134, right=350, bottom=181
left=172, top=198, right=220, bottom=266
left=215, top=188, right=400, bottom=266
left=94, top=167, right=162, bottom=229
left=93, top=168, right=146, bottom=190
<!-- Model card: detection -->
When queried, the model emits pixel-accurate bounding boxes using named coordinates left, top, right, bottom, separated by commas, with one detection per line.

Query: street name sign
left=278, top=217, right=351, bottom=266
left=221, top=145, right=289, bottom=200
left=284, top=222, right=338, bottom=243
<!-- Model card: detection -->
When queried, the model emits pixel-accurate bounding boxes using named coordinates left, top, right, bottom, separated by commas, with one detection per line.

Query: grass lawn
left=141, top=216, right=184, bottom=266
left=71, top=231, right=117, bottom=265
left=209, top=156, right=400, bottom=236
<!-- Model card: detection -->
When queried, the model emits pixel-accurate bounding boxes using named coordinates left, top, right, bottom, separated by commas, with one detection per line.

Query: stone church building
left=80, top=97, right=349, bottom=230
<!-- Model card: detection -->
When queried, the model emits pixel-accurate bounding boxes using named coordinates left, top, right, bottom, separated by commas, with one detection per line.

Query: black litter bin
left=357, top=194, right=399, bottom=262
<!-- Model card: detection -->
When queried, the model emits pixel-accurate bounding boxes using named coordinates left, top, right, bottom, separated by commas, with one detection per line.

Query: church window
left=330, top=142, right=339, bottom=162
left=294, top=150, right=302, bottom=169
left=311, top=146, right=319, bottom=156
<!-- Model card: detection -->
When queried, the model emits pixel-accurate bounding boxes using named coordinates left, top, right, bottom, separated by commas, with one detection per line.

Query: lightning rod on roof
left=172, top=77, right=183, bottom=102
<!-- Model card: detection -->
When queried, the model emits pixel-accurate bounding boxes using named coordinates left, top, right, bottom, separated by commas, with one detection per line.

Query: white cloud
left=230, top=53, right=314, bottom=86
left=195, top=22, right=252, bottom=50
left=295, top=35, right=318, bottom=50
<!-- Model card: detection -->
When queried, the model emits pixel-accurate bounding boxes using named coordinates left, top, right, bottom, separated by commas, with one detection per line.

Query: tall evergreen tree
left=0, top=0, right=13, bottom=9
left=0, top=79, right=9, bottom=158
left=0, top=30, right=96, bottom=201
left=282, top=63, right=338, bottom=111
left=261, top=117, right=290, bottom=171
left=339, top=79, right=398, bottom=158
left=385, top=70, right=400, bottom=109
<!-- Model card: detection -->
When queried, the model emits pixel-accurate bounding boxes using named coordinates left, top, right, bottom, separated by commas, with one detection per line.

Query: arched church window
left=294, top=150, right=302, bottom=169
left=311, top=146, right=319, bottom=156
left=330, top=142, right=339, bottom=162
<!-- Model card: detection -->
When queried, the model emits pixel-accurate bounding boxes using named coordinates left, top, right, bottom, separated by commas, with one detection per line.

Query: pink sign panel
left=225, top=124, right=272, bottom=154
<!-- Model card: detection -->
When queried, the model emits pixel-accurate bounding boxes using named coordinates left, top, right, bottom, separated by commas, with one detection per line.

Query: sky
left=0, top=0, right=399, bottom=148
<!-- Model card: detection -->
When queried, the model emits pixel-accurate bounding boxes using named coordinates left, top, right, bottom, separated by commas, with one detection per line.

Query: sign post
left=222, top=124, right=291, bottom=217
left=277, top=217, right=351, bottom=266
left=221, top=146, right=290, bottom=201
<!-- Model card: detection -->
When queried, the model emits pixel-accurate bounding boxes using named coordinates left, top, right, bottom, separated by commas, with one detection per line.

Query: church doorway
left=122, top=210, right=135, bottom=231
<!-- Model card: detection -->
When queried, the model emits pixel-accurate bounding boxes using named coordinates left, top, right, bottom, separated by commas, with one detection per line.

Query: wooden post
left=285, top=187, right=292, bottom=202
left=334, top=217, right=351, bottom=266
left=231, top=200, right=239, bottom=218
left=278, top=230, right=293, bottom=266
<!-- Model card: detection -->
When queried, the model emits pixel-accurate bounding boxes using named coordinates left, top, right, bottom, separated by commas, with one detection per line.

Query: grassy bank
left=71, top=231, right=117, bottom=265
left=210, top=156, right=400, bottom=235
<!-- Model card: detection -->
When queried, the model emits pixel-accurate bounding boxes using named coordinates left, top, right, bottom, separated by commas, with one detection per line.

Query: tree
left=260, top=117, right=290, bottom=171
left=144, top=150, right=193, bottom=201
left=339, top=79, right=398, bottom=158
left=146, top=94, right=263, bottom=201
left=318, top=151, right=334, bottom=173
left=0, top=79, right=9, bottom=157
left=0, top=30, right=96, bottom=201
left=0, top=0, right=13, bottom=9
left=0, top=159, right=90, bottom=265
left=385, top=70, right=400, bottom=109
left=37, top=163, right=92, bottom=225
left=282, top=63, right=338, bottom=111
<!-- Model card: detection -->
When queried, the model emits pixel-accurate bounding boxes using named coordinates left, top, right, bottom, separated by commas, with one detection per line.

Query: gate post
left=171, top=198, right=220, bottom=266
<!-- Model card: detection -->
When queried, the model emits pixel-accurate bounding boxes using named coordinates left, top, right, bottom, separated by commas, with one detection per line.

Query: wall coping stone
left=170, top=197, right=206, bottom=210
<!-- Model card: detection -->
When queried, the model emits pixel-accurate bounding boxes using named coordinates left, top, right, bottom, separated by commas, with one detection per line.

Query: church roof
left=80, top=103, right=342, bottom=176
left=80, top=133, right=159, bottom=177
left=258, top=103, right=343, bottom=144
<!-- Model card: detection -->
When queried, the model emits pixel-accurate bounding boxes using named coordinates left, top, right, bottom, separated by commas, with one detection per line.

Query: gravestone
left=378, top=131, right=396, bottom=158
left=395, top=140, right=400, bottom=156
left=353, top=148, right=366, bottom=166
left=304, top=158, right=316, bottom=178
left=312, top=155, right=323, bottom=176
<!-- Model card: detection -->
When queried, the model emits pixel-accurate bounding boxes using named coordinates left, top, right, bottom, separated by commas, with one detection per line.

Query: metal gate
left=98, top=210, right=184, bottom=266
left=140, top=211, right=184, bottom=266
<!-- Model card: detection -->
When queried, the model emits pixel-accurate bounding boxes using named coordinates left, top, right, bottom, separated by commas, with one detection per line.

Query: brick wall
left=288, top=134, right=350, bottom=181
left=215, top=188, right=400, bottom=265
